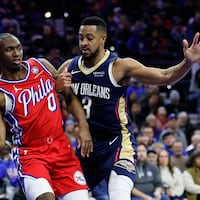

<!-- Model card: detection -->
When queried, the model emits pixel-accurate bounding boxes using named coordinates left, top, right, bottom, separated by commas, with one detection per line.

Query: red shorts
left=15, top=133, right=88, bottom=197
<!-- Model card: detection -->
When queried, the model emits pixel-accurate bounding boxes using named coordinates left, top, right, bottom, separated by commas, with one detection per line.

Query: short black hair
left=80, top=16, right=107, bottom=33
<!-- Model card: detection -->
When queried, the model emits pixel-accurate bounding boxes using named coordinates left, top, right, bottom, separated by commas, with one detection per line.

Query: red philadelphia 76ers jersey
left=0, top=57, right=63, bottom=146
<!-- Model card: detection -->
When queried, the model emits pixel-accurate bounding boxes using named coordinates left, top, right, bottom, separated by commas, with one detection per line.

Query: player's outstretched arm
left=114, top=32, right=200, bottom=87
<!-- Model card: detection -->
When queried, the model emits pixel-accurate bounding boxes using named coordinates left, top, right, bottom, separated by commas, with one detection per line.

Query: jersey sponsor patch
left=73, top=171, right=87, bottom=185
left=114, top=159, right=136, bottom=174
left=93, top=71, right=105, bottom=77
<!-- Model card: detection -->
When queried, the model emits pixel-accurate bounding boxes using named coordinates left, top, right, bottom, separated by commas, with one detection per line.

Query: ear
left=100, top=33, right=107, bottom=45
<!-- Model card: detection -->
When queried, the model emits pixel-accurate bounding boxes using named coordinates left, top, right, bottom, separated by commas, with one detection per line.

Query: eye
left=87, top=36, right=93, bottom=41
left=6, top=47, right=13, bottom=52
left=17, top=46, right=22, bottom=51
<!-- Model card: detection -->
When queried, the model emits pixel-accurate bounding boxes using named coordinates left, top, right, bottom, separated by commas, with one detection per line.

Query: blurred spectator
left=155, top=106, right=168, bottom=131
left=127, top=78, right=146, bottom=106
left=140, top=122, right=157, bottom=146
left=165, top=90, right=187, bottom=115
left=136, top=134, right=150, bottom=147
left=151, top=142, right=165, bottom=154
left=145, top=113, right=162, bottom=141
left=163, top=113, right=188, bottom=149
left=126, top=20, right=149, bottom=55
left=160, top=130, right=176, bottom=156
left=186, top=131, right=200, bottom=155
left=129, top=101, right=146, bottom=133
left=142, top=93, right=164, bottom=116
left=140, top=85, right=161, bottom=107
left=131, top=143, right=169, bottom=200
left=183, top=151, right=200, bottom=200
left=0, top=157, right=7, bottom=199
left=188, top=67, right=200, bottom=113
left=147, top=148, right=158, bottom=166
left=171, top=141, right=189, bottom=172
left=169, top=16, right=187, bottom=53
left=188, top=61, right=200, bottom=112
left=187, top=10, right=200, bottom=43
left=177, top=111, right=195, bottom=145
left=157, top=150, right=185, bottom=200
left=189, top=61, right=200, bottom=93
left=114, top=14, right=134, bottom=56
left=0, top=141, right=19, bottom=200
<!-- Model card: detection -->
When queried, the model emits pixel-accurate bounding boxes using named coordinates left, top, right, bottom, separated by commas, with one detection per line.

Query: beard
left=82, top=47, right=100, bottom=62
left=10, top=64, right=22, bottom=72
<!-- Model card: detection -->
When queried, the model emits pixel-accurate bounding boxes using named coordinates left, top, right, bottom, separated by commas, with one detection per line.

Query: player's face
left=78, top=25, right=105, bottom=60
left=0, top=36, right=23, bottom=72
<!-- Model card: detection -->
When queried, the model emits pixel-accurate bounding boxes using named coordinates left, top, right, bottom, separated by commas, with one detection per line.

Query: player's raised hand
left=183, top=32, right=200, bottom=63
left=55, top=68, right=72, bottom=91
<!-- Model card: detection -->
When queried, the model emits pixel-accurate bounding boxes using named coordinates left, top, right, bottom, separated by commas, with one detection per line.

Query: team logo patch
left=73, top=171, right=86, bottom=185
left=114, top=159, right=136, bottom=174
left=31, top=66, right=39, bottom=74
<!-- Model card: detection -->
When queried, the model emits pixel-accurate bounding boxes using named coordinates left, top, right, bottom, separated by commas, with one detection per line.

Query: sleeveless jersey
left=68, top=50, right=133, bottom=139
left=0, top=58, right=63, bottom=146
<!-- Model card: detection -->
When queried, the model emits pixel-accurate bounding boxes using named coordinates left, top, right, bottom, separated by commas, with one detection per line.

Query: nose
left=13, top=48, right=20, bottom=56
left=80, top=38, right=88, bottom=46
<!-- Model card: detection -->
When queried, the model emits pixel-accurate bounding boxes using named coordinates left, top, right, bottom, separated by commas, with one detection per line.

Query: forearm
left=165, top=58, right=191, bottom=85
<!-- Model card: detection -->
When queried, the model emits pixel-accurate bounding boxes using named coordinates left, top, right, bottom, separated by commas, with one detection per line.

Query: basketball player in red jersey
left=0, top=33, right=93, bottom=200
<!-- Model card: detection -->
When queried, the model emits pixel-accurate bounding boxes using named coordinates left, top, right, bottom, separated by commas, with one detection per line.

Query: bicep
left=115, top=58, right=168, bottom=85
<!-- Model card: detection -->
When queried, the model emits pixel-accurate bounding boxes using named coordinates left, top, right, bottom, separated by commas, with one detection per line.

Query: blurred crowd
left=1, top=0, right=200, bottom=199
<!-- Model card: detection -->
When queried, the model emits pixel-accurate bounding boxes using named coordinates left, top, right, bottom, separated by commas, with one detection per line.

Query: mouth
left=81, top=48, right=90, bottom=55
left=12, top=58, right=21, bottom=65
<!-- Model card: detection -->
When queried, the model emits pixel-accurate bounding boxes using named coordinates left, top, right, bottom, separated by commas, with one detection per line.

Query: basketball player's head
left=78, top=16, right=107, bottom=61
left=0, top=33, right=23, bottom=72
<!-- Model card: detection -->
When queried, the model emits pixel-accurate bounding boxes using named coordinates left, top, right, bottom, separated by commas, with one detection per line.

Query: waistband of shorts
left=22, top=129, right=65, bottom=147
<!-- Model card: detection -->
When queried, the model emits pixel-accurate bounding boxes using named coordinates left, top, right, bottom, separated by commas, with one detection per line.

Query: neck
left=1, top=63, right=26, bottom=80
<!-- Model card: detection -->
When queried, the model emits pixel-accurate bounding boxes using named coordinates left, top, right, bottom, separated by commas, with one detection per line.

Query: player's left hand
left=55, top=68, right=72, bottom=91
left=183, top=32, right=200, bottom=63
left=77, top=127, right=93, bottom=157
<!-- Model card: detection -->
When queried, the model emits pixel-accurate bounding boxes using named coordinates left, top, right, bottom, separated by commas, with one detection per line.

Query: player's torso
left=0, top=58, right=63, bottom=146
left=68, top=51, right=131, bottom=138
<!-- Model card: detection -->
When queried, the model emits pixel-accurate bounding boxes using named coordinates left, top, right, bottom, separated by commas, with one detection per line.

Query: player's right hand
left=77, top=127, right=93, bottom=157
